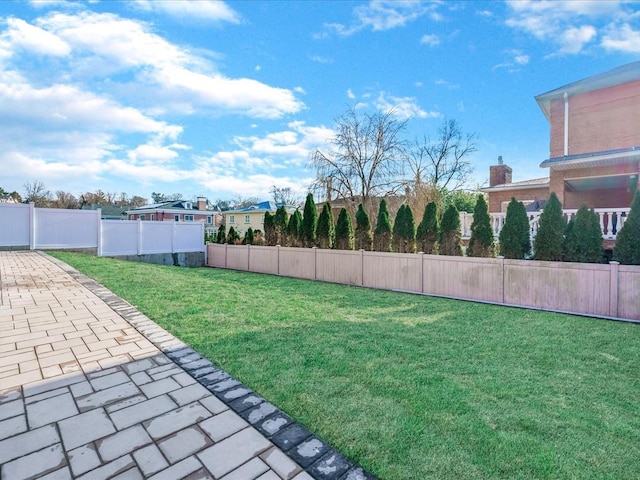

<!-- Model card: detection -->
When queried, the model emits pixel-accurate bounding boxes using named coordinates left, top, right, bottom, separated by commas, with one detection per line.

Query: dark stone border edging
left=41, top=252, right=377, bottom=480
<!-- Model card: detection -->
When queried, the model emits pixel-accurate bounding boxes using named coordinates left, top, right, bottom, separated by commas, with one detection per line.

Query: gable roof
left=535, top=61, right=640, bottom=121
left=224, top=201, right=297, bottom=215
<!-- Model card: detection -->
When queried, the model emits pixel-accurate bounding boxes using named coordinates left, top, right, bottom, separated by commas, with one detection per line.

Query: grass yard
left=49, top=252, right=640, bottom=480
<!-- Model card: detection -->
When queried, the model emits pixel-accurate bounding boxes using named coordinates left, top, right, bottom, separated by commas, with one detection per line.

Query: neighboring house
left=126, top=197, right=222, bottom=235
left=482, top=62, right=640, bottom=244
left=81, top=204, right=128, bottom=220
left=223, top=201, right=298, bottom=237
left=0, top=193, right=21, bottom=204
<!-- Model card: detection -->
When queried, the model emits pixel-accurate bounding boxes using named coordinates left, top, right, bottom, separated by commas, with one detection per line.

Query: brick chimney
left=196, top=196, right=207, bottom=211
left=489, top=156, right=512, bottom=187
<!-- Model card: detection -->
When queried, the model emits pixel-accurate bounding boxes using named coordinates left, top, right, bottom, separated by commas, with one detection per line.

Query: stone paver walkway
left=0, top=252, right=373, bottom=480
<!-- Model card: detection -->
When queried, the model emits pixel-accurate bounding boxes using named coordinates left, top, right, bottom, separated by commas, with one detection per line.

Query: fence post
left=224, top=243, right=228, bottom=268
left=29, top=202, right=35, bottom=250
left=137, top=219, right=142, bottom=255
left=97, top=209, right=103, bottom=257
left=609, top=261, right=619, bottom=318
left=498, top=256, right=505, bottom=305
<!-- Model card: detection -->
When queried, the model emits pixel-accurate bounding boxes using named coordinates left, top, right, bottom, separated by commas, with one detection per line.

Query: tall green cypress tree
left=302, top=193, right=317, bottom=248
left=392, top=204, right=406, bottom=253
left=274, top=206, right=288, bottom=246
left=263, top=211, right=275, bottom=246
left=533, top=192, right=565, bottom=261
left=216, top=223, right=226, bottom=244
left=416, top=202, right=439, bottom=254
left=393, top=205, right=415, bottom=253
left=226, top=226, right=240, bottom=244
left=467, top=195, right=495, bottom=257
left=373, top=199, right=392, bottom=252
left=335, top=208, right=354, bottom=250
left=316, top=203, right=335, bottom=249
left=287, top=210, right=303, bottom=247
left=614, top=190, right=640, bottom=264
left=355, top=203, right=373, bottom=251
left=439, top=205, right=462, bottom=256
left=564, top=204, right=603, bottom=263
left=243, top=227, right=255, bottom=245
left=499, top=198, right=530, bottom=259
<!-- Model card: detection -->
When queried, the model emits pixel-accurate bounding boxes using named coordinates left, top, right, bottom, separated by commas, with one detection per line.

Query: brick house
left=126, top=197, right=222, bottom=235
left=482, top=62, right=640, bottom=243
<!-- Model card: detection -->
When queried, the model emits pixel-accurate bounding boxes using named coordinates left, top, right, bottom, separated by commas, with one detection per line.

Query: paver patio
left=0, top=251, right=372, bottom=480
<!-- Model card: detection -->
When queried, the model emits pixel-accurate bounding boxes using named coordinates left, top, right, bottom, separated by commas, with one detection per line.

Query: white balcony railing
left=460, top=208, right=631, bottom=241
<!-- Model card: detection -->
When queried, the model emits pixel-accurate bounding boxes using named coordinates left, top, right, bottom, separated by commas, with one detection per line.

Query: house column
left=548, top=168, right=565, bottom=206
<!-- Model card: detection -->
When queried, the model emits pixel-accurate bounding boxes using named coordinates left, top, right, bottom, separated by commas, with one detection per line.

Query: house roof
left=81, top=204, right=127, bottom=217
left=125, top=200, right=218, bottom=215
left=481, top=177, right=549, bottom=193
left=535, top=61, right=640, bottom=121
left=539, top=146, right=640, bottom=170
left=224, top=201, right=297, bottom=215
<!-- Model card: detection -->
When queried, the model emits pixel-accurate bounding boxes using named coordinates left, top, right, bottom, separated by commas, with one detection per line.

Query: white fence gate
left=0, top=204, right=205, bottom=257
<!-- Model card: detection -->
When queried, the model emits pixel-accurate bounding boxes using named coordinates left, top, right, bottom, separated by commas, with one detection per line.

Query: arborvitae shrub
left=243, top=227, right=254, bottom=245
left=355, top=203, right=373, bottom=251
left=263, top=212, right=275, bottom=246
left=317, top=203, right=335, bottom=249
left=287, top=210, right=303, bottom=247
left=302, top=193, right=317, bottom=248
left=614, top=190, right=640, bottom=264
left=564, top=204, right=603, bottom=263
left=439, top=205, right=462, bottom=256
left=467, top=195, right=495, bottom=257
left=533, top=192, right=565, bottom=261
left=216, top=224, right=226, bottom=244
left=499, top=198, right=530, bottom=259
left=416, top=202, right=439, bottom=254
left=226, top=226, right=240, bottom=244
left=373, top=198, right=392, bottom=252
left=393, top=204, right=416, bottom=253
left=335, top=208, right=354, bottom=250
left=274, top=206, right=288, bottom=246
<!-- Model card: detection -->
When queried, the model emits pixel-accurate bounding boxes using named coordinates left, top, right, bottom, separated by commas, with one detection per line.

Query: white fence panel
left=0, top=203, right=31, bottom=247
left=101, top=220, right=139, bottom=256
left=35, top=208, right=98, bottom=249
left=174, top=223, right=204, bottom=253
left=139, top=222, right=173, bottom=254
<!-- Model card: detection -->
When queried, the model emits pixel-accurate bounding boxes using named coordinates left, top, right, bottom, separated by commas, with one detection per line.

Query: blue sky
left=2, top=0, right=640, bottom=203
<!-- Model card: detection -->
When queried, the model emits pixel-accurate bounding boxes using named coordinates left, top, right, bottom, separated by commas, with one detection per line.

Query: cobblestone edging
left=42, top=252, right=376, bottom=480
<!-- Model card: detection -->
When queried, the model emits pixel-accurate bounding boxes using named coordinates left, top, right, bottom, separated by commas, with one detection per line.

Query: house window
left=244, top=215, right=250, bottom=223
left=174, top=214, right=180, bottom=221
left=150, top=214, right=155, bottom=221
left=185, top=202, right=192, bottom=209
left=184, top=215, right=194, bottom=221
left=207, top=216, right=212, bottom=224
left=229, top=215, right=235, bottom=223
left=140, top=214, right=146, bottom=220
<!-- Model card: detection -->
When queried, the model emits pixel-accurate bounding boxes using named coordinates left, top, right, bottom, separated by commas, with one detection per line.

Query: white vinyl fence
left=0, top=203, right=205, bottom=257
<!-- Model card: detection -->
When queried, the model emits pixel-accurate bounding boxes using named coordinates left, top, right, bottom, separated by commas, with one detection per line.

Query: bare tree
left=407, top=118, right=477, bottom=192
left=23, top=180, right=52, bottom=207
left=309, top=106, right=408, bottom=214
left=129, top=195, right=148, bottom=207
left=270, top=186, right=300, bottom=206
left=52, top=191, right=79, bottom=209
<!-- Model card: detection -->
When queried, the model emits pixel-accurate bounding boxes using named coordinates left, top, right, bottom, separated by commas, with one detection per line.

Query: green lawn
left=49, top=252, right=640, bottom=480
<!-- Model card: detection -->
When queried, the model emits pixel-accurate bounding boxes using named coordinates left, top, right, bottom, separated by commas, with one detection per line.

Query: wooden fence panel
left=362, top=252, right=422, bottom=293
left=316, top=249, right=362, bottom=286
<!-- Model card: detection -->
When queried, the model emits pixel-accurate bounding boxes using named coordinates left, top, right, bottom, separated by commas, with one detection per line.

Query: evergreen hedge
left=287, top=210, right=303, bottom=247
left=355, top=204, right=373, bottom=251
left=439, top=205, right=462, bottom=256
left=263, top=212, right=275, bottom=246
left=216, top=224, right=226, bottom=244
left=614, top=191, right=640, bottom=264
left=533, top=192, right=565, bottom=261
left=467, top=195, right=494, bottom=257
left=226, top=226, right=240, bottom=244
left=317, top=203, right=335, bottom=249
left=243, top=227, right=254, bottom=245
left=393, top=204, right=416, bottom=253
left=335, top=208, right=354, bottom=250
left=373, top=199, right=392, bottom=252
left=416, top=202, right=439, bottom=254
left=274, top=206, right=288, bottom=246
left=302, top=193, right=317, bottom=248
left=499, top=198, right=530, bottom=259
left=564, top=205, right=603, bottom=263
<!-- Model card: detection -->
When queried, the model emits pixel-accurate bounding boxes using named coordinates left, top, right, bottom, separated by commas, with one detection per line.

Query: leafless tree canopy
left=270, top=186, right=300, bottom=206
left=407, top=118, right=477, bottom=191
left=309, top=106, right=408, bottom=212
left=23, top=180, right=52, bottom=207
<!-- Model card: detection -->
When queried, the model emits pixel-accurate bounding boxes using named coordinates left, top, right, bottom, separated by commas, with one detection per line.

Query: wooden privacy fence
left=207, top=244, right=640, bottom=321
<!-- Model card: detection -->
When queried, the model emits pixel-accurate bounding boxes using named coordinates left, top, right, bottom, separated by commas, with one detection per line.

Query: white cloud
left=374, top=92, right=439, bottom=120
left=602, top=23, right=640, bottom=53
left=132, top=0, right=241, bottom=24
left=347, top=88, right=356, bottom=99
left=493, top=49, right=530, bottom=72
left=4, top=17, right=70, bottom=56
left=435, top=79, right=459, bottom=89
left=505, top=0, right=633, bottom=55
left=420, top=34, right=440, bottom=47
left=321, top=0, right=442, bottom=37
